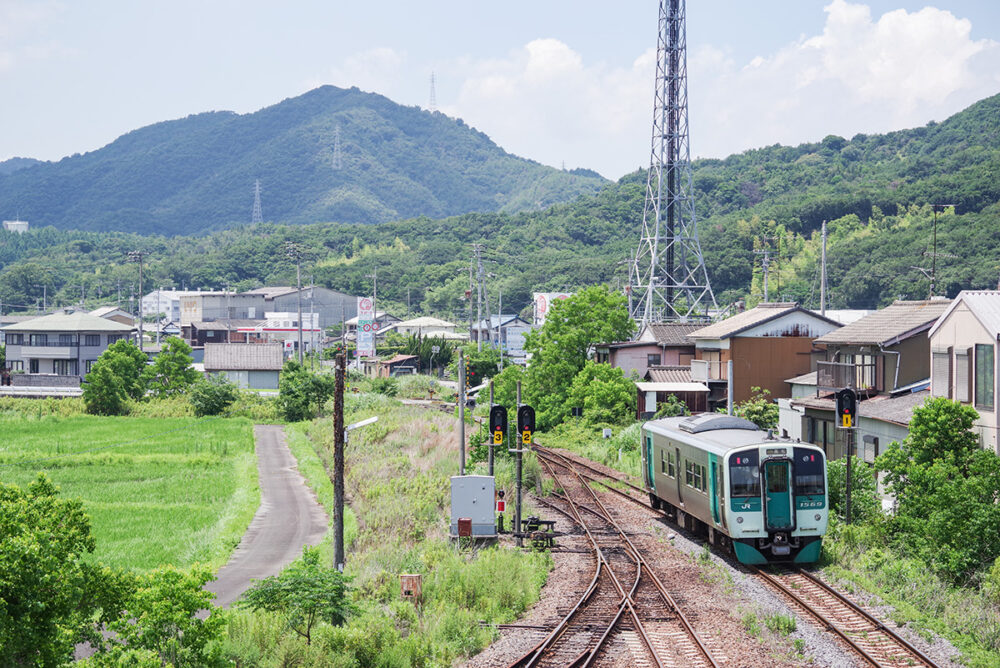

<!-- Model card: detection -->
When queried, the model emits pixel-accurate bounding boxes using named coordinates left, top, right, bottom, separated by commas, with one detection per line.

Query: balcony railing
left=691, top=359, right=727, bottom=382
left=817, top=360, right=878, bottom=393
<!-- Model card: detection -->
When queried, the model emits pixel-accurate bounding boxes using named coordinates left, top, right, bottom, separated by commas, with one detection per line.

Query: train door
left=710, top=457, right=724, bottom=527
left=763, top=460, right=793, bottom=530
left=645, top=434, right=655, bottom=490
left=675, top=447, right=684, bottom=506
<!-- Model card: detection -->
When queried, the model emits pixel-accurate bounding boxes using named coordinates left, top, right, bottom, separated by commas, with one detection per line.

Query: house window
left=931, top=349, right=953, bottom=398
left=7, top=360, right=23, bottom=371
left=107, top=334, right=125, bottom=344
left=29, top=359, right=39, bottom=373
left=29, top=334, right=47, bottom=346
left=956, top=349, right=972, bottom=403
left=647, top=354, right=662, bottom=367
left=4, top=333, right=22, bottom=345
left=85, top=334, right=100, bottom=346
left=53, top=360, right=78, bottom=376
left=85, top=360, right=95, bottom=373
left=58, top=334, right=75, bottom=345
left=975, top=344, right=994, bottom=410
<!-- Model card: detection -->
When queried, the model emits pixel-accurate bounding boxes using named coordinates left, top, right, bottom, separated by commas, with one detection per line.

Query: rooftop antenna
left=251, top=179, right=263, bottom=224
left=629, top=0, right=716, bottom=325
left=332, top=125, right=343, bottom=170
left=429, top=71, right=437, bottom=111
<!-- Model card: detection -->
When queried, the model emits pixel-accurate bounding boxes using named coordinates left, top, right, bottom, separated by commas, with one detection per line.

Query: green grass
left=0, top=415, right=258, bottom=571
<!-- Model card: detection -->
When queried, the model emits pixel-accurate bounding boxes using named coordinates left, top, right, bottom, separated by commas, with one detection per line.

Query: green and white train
left=640, top=413, right=828, bottom=565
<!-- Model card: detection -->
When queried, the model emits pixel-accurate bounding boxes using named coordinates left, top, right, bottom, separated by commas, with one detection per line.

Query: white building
left=2, top=219, right=29, bottom=233
left=141, top=290, right=206, bottom=321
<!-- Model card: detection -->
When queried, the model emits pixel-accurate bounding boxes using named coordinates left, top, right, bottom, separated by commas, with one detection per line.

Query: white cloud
left=0, top=1, right=65, bottom=72
left=689, top=0, right=1000, bottom=158
left=440, top=2, right=1000, bottom=178
left=308, top=46, right=408, bottom=96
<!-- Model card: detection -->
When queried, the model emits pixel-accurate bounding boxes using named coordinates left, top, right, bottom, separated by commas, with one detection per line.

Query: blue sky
left=2, top=1, right=999, bottom=179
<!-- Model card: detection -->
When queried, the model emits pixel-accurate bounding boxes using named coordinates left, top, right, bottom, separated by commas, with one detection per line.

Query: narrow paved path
left=206, top=424, right=329, bottom=608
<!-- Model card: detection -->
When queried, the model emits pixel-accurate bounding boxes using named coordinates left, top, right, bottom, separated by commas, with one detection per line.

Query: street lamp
left=335, top=415, right=379, bottom=572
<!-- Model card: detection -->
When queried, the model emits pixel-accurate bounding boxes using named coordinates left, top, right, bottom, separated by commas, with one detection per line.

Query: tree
left=654, top=394, right=689, bottom=418
left=522, top=285, right=634, bottom=429
left=101, top=338, right=148, bottom=400
left=564, top=360, right=636, bottom=425
left=731, top=386, right=779, bottom=429
left=277, top=361, right=337, bottom=422
left=239, top=546, right=354, bottom=645
left=101, top=565, right=227, bottom=667
left=142, top=336, right=198, bottom=398
left=83, top=362, right=130, bottom=416
left=877, top=396, right=1000, bottom=582
left=0, top=475, right=128, bottom=666
left=189, top=374, right=240, bottom=416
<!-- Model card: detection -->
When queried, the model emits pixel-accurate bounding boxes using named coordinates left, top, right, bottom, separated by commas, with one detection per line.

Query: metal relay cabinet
left=449, top=475, right=497, bottom=539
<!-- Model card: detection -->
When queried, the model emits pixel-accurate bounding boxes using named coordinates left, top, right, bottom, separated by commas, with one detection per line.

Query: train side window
left=667, top=452, right=675, bottom=478
left=685, top=460, right=693, bottom=487
left=660, top=449, right=667, bottom=474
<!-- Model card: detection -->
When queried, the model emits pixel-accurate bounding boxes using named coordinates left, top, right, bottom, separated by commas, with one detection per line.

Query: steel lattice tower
left=251, top=179, right=263, bottom=224
left=332, top=125, right=343, bottom=170
left=629, top=0, right=716, bottom=325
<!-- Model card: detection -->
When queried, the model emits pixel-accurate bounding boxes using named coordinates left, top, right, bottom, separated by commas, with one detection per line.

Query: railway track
left=752, top=567, right=940, bottom=667
left=534, top=445, right=943, bottom=668
left=506, top=447, right=720, bottom=668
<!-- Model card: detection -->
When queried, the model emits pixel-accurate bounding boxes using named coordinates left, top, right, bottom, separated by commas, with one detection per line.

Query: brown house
left=688, top=302, right=841, bottom=409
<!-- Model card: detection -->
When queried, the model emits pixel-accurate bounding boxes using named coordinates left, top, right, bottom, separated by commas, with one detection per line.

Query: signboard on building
left=533, top=292, right=572, bottom=325
left=357, top=296, right=376, bottom=357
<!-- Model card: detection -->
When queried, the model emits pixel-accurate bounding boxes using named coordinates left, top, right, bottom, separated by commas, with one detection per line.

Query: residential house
left=636, top=365, right=709, bottom=417
left=241, top=286, right=358, bottom=329
left=2, top=310, right=135, bottom=386
left=471, top=315, right=532, bottom=362
left=234, top=312, right=323, bottom=354
left=927, top=291, right=1000, bottom=453
left=779, top=298, right=951, bottom=459
left=688, top=302, right=841, bottom=409
left=595, top=322, right=699, bottom=379
left=89, top=306, right=135, bottom=326
left=203, top=343, right=283, bottom=390
left=380, top=316, right=459, bottom=338
left=182, top=319, right=263, bottom=346
left=377, top=354, right=420, bottom=377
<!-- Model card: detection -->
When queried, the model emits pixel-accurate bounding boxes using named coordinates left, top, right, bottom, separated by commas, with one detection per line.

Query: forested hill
left=0, top=86, right=606, bottom=235
left=1, top=92, right=999, bottom=314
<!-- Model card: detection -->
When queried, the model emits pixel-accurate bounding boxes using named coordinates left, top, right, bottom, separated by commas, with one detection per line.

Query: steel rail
left=540, top=448, right=719, bottom=668
left=794, top=568, right=940, bottom=668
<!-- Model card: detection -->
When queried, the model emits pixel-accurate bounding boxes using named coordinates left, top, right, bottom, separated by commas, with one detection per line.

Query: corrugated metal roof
left=203, top=343, right=284, bottom=371
left=637, top=381, right=709, bottom=393
left=190, top=319, right=263, bottom=329
left=1, top=311, right=135, bottom=332
left=688, top=303, right=831, bottom=340
left=643, top=323, right=701, bottom=345
left=814, top=299, right=951, bottom=346
left=785, top=371, right=818, bottom=386
left=928, top=291, right=1000, bottom=339
left=393, top=316, right=456, bottom=328
left=646, top=365, right=694, bottom=384
left=241, top=286, right=298, bottom=298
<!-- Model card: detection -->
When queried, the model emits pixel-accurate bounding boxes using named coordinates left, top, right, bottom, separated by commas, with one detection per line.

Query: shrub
left=190, top=375, right=240, bottom=416
left=83, top=363, right=130, bottom=416
left=369, top=376, right=399, bottom=396
left=277, top=361, right=337, bottom=422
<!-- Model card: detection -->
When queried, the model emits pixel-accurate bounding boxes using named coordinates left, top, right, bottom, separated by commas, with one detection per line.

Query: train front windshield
left=793, top=447, right=825, bottom=495
left=729, top=450, right=760, bottom=497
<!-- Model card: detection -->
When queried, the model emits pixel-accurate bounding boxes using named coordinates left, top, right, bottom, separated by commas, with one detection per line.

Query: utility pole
left=365, top=267, right=378, bottom=358
left=458, top=349, right=466, bottom=475
left=927, top=204, right=955, bottom=298
left=474, top=246, right=483, bottom=352
left=286, top=243, right=304, bottom=364
left=820, top=221, right=827, bottom=316
left=33, top=284, right=47, bottom=314
left=127, top=250, right=146, bottom=350
left=467, top=265, right=474, bottom=346
left=754, top=236, right=776, bottom=304
left=515, top=381, right=523, bottom=548
left=309, top=279, right=316, bottom=371
left=333, top=353, right=345, bottom=570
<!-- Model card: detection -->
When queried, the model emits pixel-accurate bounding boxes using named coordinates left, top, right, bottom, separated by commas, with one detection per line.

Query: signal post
left=836, top=388, right=858, bottom=524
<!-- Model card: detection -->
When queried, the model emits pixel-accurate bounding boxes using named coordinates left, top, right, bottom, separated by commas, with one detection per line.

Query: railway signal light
left=496, top=489, right=506, bottom=513
left=490, top=405, right=508, bottom=445
left=517, top=405, right=535, bottom=445
left=836, top=388, right=857, bottom=428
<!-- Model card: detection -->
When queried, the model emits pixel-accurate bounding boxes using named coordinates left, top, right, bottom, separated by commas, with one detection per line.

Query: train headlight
left=736, top=516, right=744, bottom=524
left=814, top=514, right=822, bottom=521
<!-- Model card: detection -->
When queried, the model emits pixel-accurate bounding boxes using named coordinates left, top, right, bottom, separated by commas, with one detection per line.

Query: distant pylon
left=251, top=179, right=263, bottom=224
left=333, top=125, right=343, bottom=170
left=429, top=72, right=437, bottom=111
left=629, top=0, right=716, bottom=325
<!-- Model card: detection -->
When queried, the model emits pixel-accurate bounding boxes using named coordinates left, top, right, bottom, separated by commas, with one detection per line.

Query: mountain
left=0, top=86, right=606, bottom=235
left=2, top=92, right=999, bottom=314
left=0, top=157, right=42, bottom=175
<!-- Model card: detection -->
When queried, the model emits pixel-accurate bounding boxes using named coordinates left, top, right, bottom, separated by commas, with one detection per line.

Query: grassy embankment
left=222, top=392, right=552, bottom=666
left=0, top=411, right=258, bottom=571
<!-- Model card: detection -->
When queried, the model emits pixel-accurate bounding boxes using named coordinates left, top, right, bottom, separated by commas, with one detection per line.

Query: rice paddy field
left=0, top=414, right=259, bottom=571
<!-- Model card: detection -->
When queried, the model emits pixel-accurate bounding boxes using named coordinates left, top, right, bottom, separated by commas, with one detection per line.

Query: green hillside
left=0, top=86, right=606, bottom=235
left=1, top=92, right=998, bottom=314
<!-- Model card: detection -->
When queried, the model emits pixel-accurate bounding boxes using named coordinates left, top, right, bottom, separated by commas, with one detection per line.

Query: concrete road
left=206, top=424, right=329, bottom=608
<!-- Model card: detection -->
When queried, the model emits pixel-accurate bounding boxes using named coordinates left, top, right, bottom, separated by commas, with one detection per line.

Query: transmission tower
left=429, top=72, right=437, bottom=111
left=629, top=0, right=716, bottom=325
left=332, top=125, right=343, bottom=170
left=472, top=244, right=494, bottom=351
left=251, top=179, right=263, bottom=224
